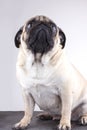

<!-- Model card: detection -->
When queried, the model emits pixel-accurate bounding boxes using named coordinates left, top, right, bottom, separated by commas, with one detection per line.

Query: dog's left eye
left=52, top=26, right=57, bottom=33
left=51, top=24, right=57, bottom=36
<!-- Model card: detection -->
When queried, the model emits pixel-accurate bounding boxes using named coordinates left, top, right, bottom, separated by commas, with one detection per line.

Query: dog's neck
left=20, top=43, right=65, bottom=67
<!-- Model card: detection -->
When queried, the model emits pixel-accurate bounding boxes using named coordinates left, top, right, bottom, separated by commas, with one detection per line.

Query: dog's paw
left=79, top=115, right=87, bottom=125
left=57, top=122, right=71, bottom=130
left=12, top=117, right=30, bottom=130
left=12, top=122, right=29, bottom=130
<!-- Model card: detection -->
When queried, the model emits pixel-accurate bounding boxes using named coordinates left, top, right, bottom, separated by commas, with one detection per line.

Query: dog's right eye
left=25, top=23, right=31, bottom=33
left=26, top=20, right=36, bottom=31
left=27, top=24, right=31, bottom=29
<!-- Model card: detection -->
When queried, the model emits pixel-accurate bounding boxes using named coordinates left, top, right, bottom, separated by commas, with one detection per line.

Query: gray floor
left=0, top=111, right=87, bottom=130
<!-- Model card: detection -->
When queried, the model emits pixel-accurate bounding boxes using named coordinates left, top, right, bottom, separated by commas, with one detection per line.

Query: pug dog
left=13, top=15, right=87, bottom=130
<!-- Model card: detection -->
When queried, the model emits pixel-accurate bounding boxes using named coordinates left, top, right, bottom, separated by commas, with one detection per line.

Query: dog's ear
left=14, top=27, right=23, bottom=48
left=59, top=28, right=66, bottom=49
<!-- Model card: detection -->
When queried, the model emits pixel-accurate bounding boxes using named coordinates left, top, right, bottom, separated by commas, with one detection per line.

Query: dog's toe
left=57, top=122, right=71, bottom=130
left=12, top=122, right=29, bottom=130
left=79, top=115, right=87, bottom=125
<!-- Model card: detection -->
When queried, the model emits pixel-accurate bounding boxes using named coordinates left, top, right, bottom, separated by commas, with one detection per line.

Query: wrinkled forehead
left=29, top=15, right=53, bottom=23
left=32, top=15, right=51, bottom=22
left=24, top=15, right=55, bottom=27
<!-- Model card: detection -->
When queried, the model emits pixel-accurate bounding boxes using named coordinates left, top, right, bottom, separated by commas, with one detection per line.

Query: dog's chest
left=23, top=59, right=61, bottom=111
left=29, top=84, right=60, bottom=112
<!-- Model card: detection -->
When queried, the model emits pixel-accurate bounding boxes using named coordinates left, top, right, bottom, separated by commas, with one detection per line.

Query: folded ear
left=14, top=26, right=23, bottom=48
left=59, top=28, right=66, bottom=49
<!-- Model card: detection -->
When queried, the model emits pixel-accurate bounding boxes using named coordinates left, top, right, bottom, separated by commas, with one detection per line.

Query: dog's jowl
left=13, top=15, right=87, bottom=130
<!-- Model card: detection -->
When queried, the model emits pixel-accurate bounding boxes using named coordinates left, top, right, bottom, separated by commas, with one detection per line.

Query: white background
left=0, top=0, right=87, bottom=111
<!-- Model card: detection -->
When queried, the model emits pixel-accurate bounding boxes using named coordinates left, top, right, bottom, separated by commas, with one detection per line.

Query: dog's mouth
left=25, top=23, right=55, bottom=55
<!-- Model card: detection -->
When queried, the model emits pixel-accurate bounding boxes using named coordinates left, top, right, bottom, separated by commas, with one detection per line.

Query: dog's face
left=15, top=16, right=66, bottom=55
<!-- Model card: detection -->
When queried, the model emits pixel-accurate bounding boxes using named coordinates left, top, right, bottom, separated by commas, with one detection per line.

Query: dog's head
left=15, top=16, right=66, bottom=55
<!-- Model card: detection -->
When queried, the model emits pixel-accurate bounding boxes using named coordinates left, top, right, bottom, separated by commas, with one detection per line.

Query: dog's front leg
left=57, top=90, right=72, bottom=130
left=13, top=90, right=35, bottom=130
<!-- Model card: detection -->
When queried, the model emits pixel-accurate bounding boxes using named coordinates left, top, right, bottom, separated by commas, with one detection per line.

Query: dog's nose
left=37, top=29, right=46, bottom=40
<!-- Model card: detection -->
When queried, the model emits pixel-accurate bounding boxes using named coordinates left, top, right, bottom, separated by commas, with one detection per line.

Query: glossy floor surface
left=0, top=111, right=87, bottom=130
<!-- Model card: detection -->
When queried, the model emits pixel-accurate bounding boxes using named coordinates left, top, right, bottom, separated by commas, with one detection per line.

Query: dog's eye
left=26, top=20, right=36, bottom=30
left=25, top=23, right=31, bottom=32
left=52, top=26, right=57, bottom=33
left=50, top=23, right=57, bottom=36
left=27, top=24, right=31, bottom=29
